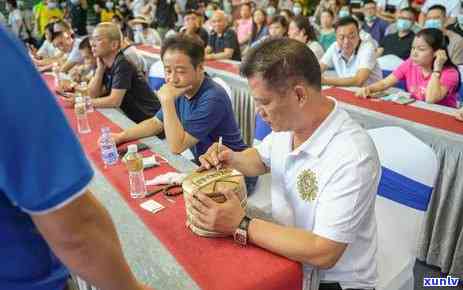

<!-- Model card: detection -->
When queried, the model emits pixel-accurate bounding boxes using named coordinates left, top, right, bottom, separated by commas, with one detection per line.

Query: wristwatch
left=234, top=216, right=251, bottom=246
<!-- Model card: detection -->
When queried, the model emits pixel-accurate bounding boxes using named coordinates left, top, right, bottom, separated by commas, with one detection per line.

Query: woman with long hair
left=268, top=15, right=288, bottom=37
left=357, top=28, right=461, bottom=108
left=249, top=8, right=269, bottom=47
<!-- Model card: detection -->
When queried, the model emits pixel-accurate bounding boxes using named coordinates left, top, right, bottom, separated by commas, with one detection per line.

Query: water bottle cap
left=127, top=144, right=137, bottom=153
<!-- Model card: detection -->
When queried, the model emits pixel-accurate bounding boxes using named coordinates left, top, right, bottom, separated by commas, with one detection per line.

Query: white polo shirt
left=422, top=0, right=460, bottom=17
left=321, top=41, right=383, bottom=86
left=256, top=99, right=380, bottom=289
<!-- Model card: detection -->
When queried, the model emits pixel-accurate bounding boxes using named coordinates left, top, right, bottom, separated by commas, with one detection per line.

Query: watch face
left=234, top=229, right=247, bottom=246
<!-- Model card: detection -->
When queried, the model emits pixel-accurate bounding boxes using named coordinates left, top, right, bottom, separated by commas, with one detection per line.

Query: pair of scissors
left=145, top=184, right=183, bottom=198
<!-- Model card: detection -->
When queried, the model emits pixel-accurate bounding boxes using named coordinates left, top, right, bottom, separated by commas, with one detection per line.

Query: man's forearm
left=162, top=99, right=189, bottom=154
left=322, top=75, right=364, bottom=87
left=88, top=69, right=105, bottom=98
left=248, top=218, right=345, bottom=269
left=231, top=148, right=268, bottom=177
left=120, top=118, right=163, bottom=143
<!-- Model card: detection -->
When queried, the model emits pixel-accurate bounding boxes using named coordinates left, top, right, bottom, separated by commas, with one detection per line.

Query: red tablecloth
left=44, top=75, right=302, bottom=290
left=322, top=87, right=463, bottom=135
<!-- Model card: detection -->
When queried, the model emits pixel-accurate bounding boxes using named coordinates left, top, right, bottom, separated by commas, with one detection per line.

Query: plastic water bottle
left=125, top=144, right=147, bottom=198
left=74, top=97, right=91, bottom=134
left=99, top=127, right=118, bottom=166
left=52, top=63, right=60, bottom=88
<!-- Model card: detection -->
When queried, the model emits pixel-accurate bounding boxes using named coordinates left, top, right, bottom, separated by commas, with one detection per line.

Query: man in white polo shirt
left=189, top=38, right=381, bottom=290
left=320, top=16, right=382, bottom=87
left=51, top=20, right=83, bottom=73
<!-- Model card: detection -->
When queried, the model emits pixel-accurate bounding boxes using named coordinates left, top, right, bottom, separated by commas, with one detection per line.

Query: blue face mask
left=71, top=0, right=80, bottom=4
left=424, top=19, right=442, bottom=29
left=105, top=2, right=114, bottom=9
left=396, top=19, right=412, bottom=31
left=339, top=10, right=350, bottom=18
left=205, top=9, right=213, bottom=19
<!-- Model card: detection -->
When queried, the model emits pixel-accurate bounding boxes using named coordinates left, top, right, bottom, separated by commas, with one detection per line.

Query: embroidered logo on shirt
left=297, top=169, right=318, bottom=202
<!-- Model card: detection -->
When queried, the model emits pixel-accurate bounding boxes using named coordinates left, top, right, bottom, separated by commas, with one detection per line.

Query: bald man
left=205, top=10, right=241, bottom=61
left=64, top=22, right=161, bottom=123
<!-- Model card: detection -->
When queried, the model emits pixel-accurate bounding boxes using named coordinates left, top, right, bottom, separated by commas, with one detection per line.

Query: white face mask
left=48, top=2, right=58, bottom=9
left=71, top=0, right=80, bottom=5
left=292, top=6, right=302, bottom=16
left=105, top=2, right=114, bottom=9
left=134, top=24, right=144, bottom=31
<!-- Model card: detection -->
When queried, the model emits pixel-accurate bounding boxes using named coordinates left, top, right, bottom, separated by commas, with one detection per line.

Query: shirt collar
left=291, top=98, right=346, bottom=158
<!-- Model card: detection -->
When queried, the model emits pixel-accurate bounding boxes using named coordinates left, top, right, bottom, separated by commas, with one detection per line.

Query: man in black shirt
left=205, top=10, right=241, bottom=61
left=87, top=22, right=160, bottom=123
left=69, top=0, right=88, bottom=36
left=377, top=7, right=415, bottom=60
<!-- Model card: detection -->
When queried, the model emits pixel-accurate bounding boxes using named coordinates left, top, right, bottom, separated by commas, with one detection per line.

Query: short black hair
left=78, top=36, right=91, bottom=51
left=334, top=16, right=359, bottom=32
left=427, top=4, right=446, bottom=15
left=161, top=34, right=205, bottom=68
left=240, top=37, right=321, bottom=92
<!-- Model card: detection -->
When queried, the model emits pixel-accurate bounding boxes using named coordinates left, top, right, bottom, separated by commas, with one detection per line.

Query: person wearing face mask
left=418, top=0, right=460, bottom=27
left=377, top=7, right=416, bottom=59
left=69, top=0, right=88, bottom=36
left=100, top=0, right=120, bottom=22
left=203, top=3, right=218, bottom=33
left=447, top=9, right=463, bottom=38
left=36, top=0, right=64, bottom=39
left=292, top=2, right=303, bottom=17
left=361, top=0, right=389, bottom=44
left=424, top=5, right=463, bottom=65
left=129, top=16, right=162, bottom=46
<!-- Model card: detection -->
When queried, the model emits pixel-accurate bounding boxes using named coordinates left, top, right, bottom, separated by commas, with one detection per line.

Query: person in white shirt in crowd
left=6, top=0, right=28, bottom=40
left=191, top=37, right=380, bottom=290
left=292, top=2, right=303, bottom=16
left=129, top=16, right=162, bottom=46
left=419, top=0, right=460, bottom=26
left=128, top=0, right=146, bottom=17
left=50, top=20, right=84, bottom=73
left=376, top=0, right=409, bottom=22
left=320, top=16, right=382, bottom=87
left=288, top=16, right=325, bottom=60
left=265, top=5, right=277, bottom=22
left=423, top=4, right=463, bottom=65
left=31, top=21, right=63, bottom=67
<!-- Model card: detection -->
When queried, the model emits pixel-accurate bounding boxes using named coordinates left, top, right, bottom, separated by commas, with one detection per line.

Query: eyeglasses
left=336, top=33, right=358, bottom=41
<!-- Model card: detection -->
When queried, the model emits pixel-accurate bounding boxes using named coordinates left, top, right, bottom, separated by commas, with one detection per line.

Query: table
left=43, top=75, right=303, bottom=290
left=135, top=45, right=463, bottom=278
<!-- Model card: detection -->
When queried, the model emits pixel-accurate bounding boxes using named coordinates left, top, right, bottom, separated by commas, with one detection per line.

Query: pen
left=216, top=136, right=222, bottom=171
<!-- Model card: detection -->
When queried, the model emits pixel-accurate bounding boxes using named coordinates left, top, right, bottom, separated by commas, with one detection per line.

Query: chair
left=212, top=76, right=233, bottom=100
left=368, top=127, right=438, bottom=290
left=378, top=55, right=406, bottom=90
left=148, top=60, right=165, bottom=91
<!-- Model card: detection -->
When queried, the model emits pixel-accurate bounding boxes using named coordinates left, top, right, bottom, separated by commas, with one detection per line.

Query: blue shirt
left=362, top=18, right=389, bottom=44
left=156, top=76, right=247, bottom=161
left=0, top=26, right=94, bottom=290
